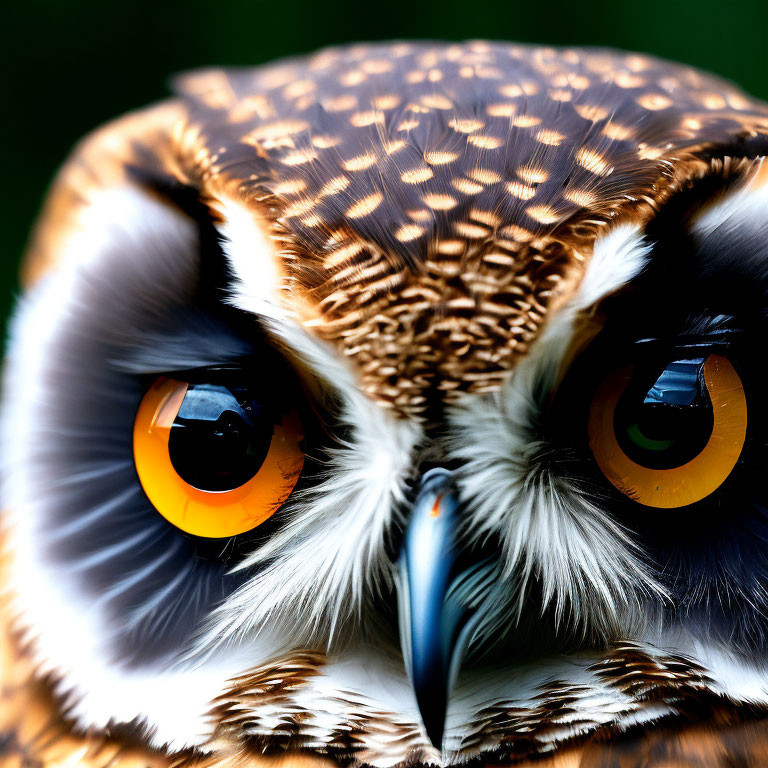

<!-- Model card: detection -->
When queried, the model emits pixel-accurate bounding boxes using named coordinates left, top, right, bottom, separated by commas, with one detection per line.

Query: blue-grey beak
left=398, top=468, right=482, bottom=750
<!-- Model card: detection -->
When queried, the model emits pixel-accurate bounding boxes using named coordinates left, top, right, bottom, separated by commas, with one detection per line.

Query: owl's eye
left=133, top=374, right=304, bottom=538
left=588, top=354, right=747, bottom=508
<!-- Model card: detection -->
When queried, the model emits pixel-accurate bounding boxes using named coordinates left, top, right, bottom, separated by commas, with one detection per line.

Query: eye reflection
left=614, top=358, right=714, bottom=471
left=169, top=382, right=276, bottom=492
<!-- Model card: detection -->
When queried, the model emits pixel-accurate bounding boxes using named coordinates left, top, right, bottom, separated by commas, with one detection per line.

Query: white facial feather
left=692, top=158, right=768, bottom=240
left=212, top=195, right=290, bottom=322
left=192, top=335, right=420, bottom=654
left=447, top=224, right=663, bottom=645
left=197, top=198, right=423, bottom=654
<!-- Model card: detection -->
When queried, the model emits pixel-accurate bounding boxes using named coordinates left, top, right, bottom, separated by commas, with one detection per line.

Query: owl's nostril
left=397, top=468, right=484, bottom=751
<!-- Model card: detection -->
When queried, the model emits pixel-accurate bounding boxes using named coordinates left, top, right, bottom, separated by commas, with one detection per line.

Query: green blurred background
left=5, top=0, right=768, bottom=333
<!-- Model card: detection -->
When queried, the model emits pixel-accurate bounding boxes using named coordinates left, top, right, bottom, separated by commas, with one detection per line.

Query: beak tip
left=416, top=693, right=446, bottom=752
left=424, top=723, right=445, bottom=753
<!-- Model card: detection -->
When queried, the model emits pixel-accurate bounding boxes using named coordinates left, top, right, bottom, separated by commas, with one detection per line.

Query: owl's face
left=5, top=41, right=768, bottom=767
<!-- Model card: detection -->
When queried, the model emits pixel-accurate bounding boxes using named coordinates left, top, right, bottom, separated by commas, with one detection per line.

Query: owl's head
left=4, top=41, right=768, bottom=767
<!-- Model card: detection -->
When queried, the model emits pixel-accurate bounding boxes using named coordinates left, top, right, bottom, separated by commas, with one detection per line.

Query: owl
left=5, top=39, right=768, bottom=768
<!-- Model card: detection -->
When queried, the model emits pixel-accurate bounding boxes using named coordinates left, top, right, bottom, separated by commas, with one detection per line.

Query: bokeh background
left=5, top=0, right=768, bottom=335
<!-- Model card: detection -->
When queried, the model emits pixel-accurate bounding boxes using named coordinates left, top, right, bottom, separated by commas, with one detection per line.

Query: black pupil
left=168, top=382, right=275, bottom=492
left=614, top=357, right=714, bottom=470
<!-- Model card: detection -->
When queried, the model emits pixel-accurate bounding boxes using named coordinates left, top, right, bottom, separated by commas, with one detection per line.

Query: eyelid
left=157, top=362, right=255, bottom=384
left=633, top=327, right=744, bottom=353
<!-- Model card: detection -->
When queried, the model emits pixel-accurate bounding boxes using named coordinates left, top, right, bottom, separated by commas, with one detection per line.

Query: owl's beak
left=397, top=468, right=481, bottom=751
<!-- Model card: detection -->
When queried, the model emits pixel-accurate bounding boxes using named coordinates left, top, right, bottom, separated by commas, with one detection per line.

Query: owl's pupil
left=168, top=382, right=275, bottom=492
left=614, top=357, right=714, bottom=470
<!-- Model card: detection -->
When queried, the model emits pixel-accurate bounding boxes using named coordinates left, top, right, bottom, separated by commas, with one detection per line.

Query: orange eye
left=588, top=355, right=747, bottom=508
left=133, top=376, right=304, bottom=538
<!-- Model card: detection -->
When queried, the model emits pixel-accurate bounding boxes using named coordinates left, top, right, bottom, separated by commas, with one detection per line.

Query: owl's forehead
left=173, top=42, right=768, bottom=416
